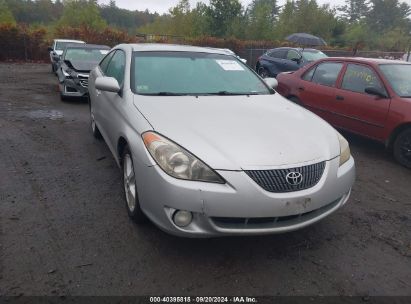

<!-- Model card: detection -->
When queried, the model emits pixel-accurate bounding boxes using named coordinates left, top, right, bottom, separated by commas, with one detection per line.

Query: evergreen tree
left=58, top=0, right=107, bottom=30
left=0, top=0, right=16, bottom=25
left=340, top=0, right=370, bottom=23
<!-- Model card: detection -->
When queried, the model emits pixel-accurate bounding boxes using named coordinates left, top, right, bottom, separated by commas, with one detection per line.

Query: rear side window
left=105, top=50, right=126, bottom=85
left=342, top=64, right=385, bottom=94
left=311, top=62, right=343, bottom=87
left=267, top=49, right=287, bottom=59
left=99, top=51, right=115, bottom=74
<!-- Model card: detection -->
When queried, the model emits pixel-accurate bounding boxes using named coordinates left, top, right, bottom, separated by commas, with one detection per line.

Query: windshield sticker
left=215, top=60, right=244, bottom=71
left=100, top=50, right=109, bottom=55
left=137, top=85, right=149, bottom=91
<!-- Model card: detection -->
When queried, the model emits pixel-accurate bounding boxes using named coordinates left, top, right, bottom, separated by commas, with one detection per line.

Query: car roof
left=319, top=57, right=411, bottom=66
left=268, top=47, right=321, bottom=52
left=54, top=39, right=85, bottom=43
left=65, top=43, right=110, bottom=50
left=117, top=43, right=233, bottom=55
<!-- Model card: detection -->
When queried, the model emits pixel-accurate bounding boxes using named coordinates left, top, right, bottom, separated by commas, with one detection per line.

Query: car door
left=261, top=49, right=288, bottom=76
left=96, top=50, right=126, bottom=152
left=297, top=61, right=344, bottom=125
left=91, top=50, right=115, bottom=135
left=285, top=49, right=302, bottom=72
left=333, top=63, right=391, bottom=140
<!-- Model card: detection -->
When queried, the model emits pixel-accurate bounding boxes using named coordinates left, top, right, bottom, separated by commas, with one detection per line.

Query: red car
left=276, top=57, right=411, bottom=168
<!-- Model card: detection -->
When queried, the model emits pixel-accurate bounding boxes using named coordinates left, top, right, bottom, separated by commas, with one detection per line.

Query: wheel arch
left=117, top=136, right=129, bottom=164
left=386, top=122, right=411, bottom=148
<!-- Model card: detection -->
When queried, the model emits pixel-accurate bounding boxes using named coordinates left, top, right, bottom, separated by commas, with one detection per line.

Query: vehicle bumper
left=59, top=79, right=89, bottom=98
left=136, top=156, right=355, bottom=237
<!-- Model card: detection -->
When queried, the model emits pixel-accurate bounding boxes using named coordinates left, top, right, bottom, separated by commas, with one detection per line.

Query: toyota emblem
left=286, top=172, right=303, bottom=186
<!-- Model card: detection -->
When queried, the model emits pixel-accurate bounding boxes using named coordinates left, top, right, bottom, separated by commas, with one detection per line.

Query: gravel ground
left=0, top=63, right=410, bottom=297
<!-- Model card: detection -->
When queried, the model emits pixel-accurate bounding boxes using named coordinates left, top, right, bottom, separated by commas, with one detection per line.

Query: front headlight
left=62, top=69, right=71, bottom=77
left=142, top=132, right=225, bottom=183
left=338, top=132, right=351, bottom=166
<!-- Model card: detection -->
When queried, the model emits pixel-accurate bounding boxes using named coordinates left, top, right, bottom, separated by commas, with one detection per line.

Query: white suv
left=48, top=39, right=85, bottom=73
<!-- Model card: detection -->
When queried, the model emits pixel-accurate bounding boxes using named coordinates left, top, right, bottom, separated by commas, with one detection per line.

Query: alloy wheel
left=123, top=154, right=136, bottom=212
left=400, top=133, right=411, bottom=162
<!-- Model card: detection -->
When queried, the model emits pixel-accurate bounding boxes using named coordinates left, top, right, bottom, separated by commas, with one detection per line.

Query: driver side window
left=287, top=50, right=301, bottom=61
left=105, top=50, right=126, bottom=86
left=99, top=51, right=115, bottom=74
left=341, top=64, right=386, bottom=95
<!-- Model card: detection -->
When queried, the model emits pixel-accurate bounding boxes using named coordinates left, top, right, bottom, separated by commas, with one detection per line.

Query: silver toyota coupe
left=88, top=44, right=355, bottom=237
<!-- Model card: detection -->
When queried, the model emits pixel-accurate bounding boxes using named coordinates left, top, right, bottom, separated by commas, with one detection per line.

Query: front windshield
left=302, top=50, right=328, bottom=62
left=132, top=51, right=271, bottom=95
left=64, top=48, right=109, bottom=62
left=379, top=64, right=411, bottom=97
left=56, top=42, right=82, bottom=51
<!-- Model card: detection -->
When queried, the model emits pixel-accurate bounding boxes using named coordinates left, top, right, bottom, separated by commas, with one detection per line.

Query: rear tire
left=122, top=146, right=146, bottom=223
left=393, top=128, right=411, bottom=169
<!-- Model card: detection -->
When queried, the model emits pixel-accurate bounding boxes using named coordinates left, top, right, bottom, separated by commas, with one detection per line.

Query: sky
left=99, top=0, right=348, bottom=14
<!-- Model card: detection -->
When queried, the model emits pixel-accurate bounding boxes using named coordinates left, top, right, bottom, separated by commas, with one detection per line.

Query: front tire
left=122, top=146, right=146, bottom=223
left=393, top=128, right=411, bottom=168
left=258, top=67, right=269, bottom=78
left=89, top=101, right=102, bottom=139
left=60, top=92, right=68, bottom=102
left=288, top=96, right=302, bottom=105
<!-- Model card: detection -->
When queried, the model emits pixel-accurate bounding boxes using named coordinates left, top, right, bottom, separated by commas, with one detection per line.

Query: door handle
left=336, top=95, right=344, bottom=101
left=96, top=90, right=101, bottom=96
left=298, top=87, right=305, bottom=91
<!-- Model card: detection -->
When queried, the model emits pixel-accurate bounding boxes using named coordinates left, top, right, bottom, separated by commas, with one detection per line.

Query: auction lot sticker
left=216, top=60, right=244, bottom=71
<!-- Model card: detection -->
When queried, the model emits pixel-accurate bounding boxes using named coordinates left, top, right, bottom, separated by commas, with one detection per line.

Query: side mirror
left=48, top=47, right=53, bottom=52
left=264, top=77, right=278, bottom=89
left=365, top=87, right=387, bottom=98
left=291, top=57, right=302, bottom=64
left=95, top=76, right=120, bottom=93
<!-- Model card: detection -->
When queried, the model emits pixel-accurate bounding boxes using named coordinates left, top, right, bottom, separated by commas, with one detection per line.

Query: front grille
left=79, top=79, right=88, bottom=88
left=245, top=162, right=325, bottom=193
left=211, top=197, right=340, bottom=229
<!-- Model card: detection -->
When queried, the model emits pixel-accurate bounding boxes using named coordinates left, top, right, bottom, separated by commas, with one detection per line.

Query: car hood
left=66, top=61, right=98, bottom=72
left=134, top=94, right=340, bottom=170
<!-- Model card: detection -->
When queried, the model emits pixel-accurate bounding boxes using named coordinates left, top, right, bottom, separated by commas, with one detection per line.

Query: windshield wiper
left=144, top=92, right=189, bottom=96
left=205, top=91, right=264, bottom=96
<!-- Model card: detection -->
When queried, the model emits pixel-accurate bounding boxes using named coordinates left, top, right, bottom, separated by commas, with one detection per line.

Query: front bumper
left=136, top=156, right=355, bottom=237
left=59, top=78, right=89, bottom=98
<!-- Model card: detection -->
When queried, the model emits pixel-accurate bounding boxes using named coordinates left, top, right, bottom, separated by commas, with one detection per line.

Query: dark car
left=276, top=57, right=411, bottom=168
left=57, top=44, right=110, bottom=100
left=256, top=47, right=327, bottom=78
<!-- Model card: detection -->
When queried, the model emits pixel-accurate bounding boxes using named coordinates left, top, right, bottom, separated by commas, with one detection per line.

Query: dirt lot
left=0, top=63, right=410, bottom=297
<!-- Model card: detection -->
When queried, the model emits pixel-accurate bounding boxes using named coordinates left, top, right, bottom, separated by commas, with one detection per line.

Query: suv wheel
left=393, top=128, right=411, bottom=168
left=122, top=146, right=146, bottom=223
